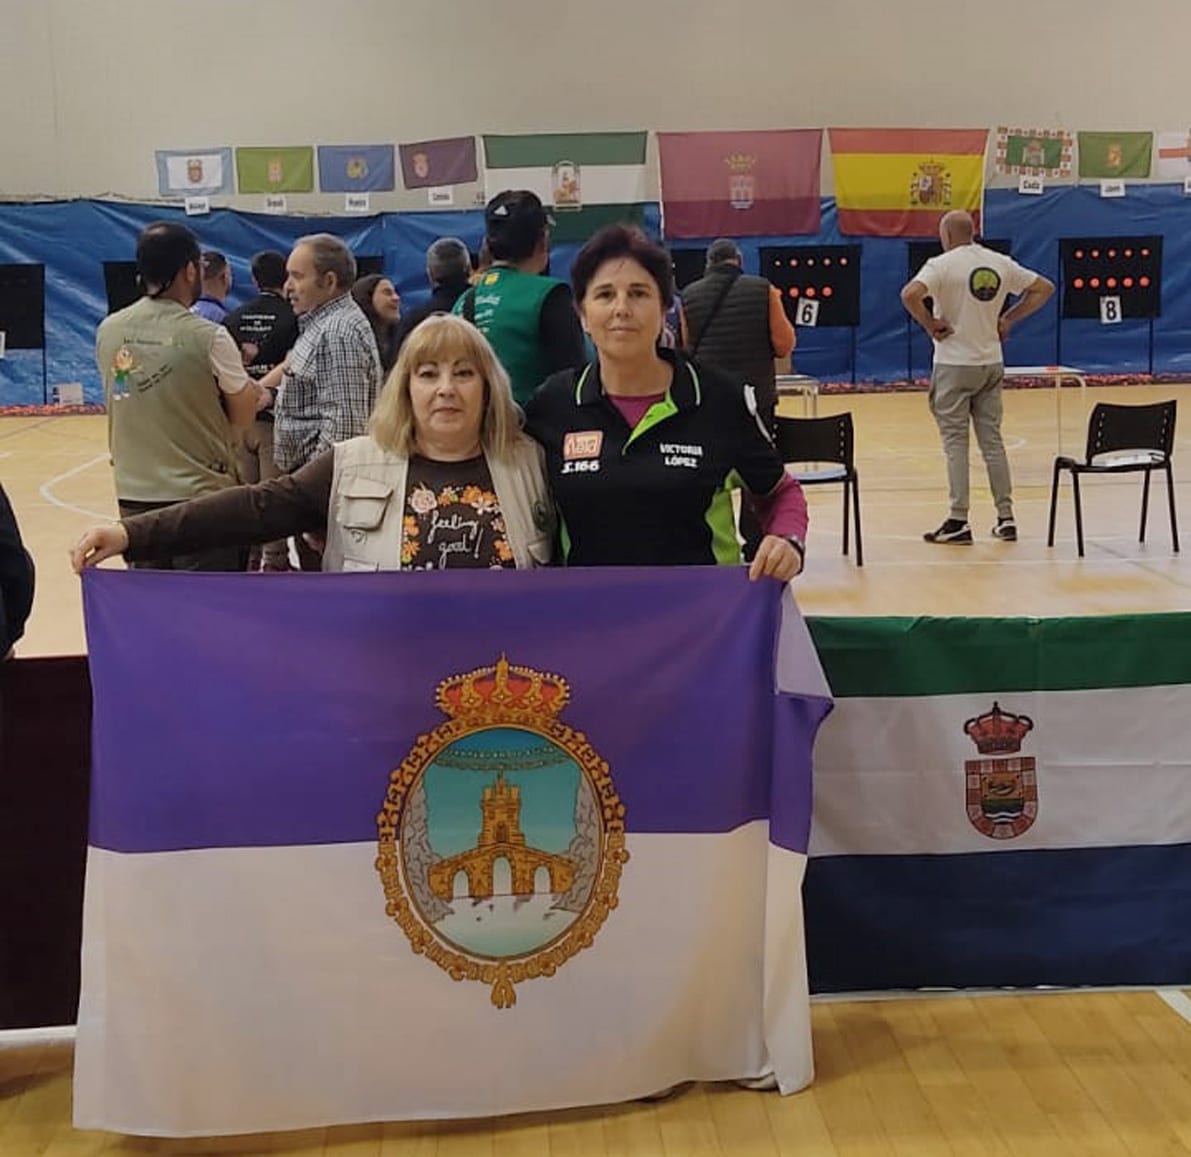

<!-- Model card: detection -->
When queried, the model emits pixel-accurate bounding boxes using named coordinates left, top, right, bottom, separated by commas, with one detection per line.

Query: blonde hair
left=369, top=314, right=525, bottom=460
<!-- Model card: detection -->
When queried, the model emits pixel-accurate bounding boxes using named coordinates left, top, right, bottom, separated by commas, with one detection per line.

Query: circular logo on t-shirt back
left=969, top=268, right=1002, bottom=302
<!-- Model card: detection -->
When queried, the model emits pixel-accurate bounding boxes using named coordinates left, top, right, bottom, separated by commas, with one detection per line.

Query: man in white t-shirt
left=901, top=211, right=1054, bottom=544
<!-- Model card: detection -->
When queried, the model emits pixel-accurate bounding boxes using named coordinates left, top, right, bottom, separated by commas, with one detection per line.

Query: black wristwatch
left=785, top=535, right=806, bottom=562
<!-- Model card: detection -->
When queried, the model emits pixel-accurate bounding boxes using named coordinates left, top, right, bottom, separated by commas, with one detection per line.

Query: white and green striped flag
left=482, top=132, right=648, bottom=242
left=803, top=614, right=1191, bottom=993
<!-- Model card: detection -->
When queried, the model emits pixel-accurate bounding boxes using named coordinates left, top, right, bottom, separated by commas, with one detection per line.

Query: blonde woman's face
left=409, top=356, right=486, bottom=451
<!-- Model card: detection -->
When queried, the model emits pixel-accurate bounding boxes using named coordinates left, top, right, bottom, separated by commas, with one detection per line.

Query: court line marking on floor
left=1157, top=988, right=1191, bottom=1024
left=39, top=453, right=111, bottom=521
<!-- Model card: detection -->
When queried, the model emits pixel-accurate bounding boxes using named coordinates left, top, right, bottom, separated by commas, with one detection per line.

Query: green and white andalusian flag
left=482, top=132, right=648, bottom=242
left=803, top=614, right=1191, bottom=993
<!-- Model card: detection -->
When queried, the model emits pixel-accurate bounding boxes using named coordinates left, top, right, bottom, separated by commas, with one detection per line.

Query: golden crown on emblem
left=435, top=654, right=570, bottom=722
left=724, top=153, right=757, bottom=174
left=963, top=702, right=1034, bottom=755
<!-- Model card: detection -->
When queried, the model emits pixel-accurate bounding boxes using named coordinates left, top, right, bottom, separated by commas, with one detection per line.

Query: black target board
left=1059, top=236, right=1162, bottom=319
left=760, top=245, right=862, bottom=327
left=103, top=261, right=143, bottom=314
left=0, top=263, right=46, bottom=350
left=355, top=254, right=385, bottom=277
left=670, top=248, right=707, bottom=292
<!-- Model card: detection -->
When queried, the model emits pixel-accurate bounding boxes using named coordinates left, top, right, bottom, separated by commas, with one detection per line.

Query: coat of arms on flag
left=963, top=702, right=1038, bottom=840
left=995, top=128, right=1074, bottom=177
left=376, top=655, right=628, bottom=1008
left=909, top=160, right=952, bottom=207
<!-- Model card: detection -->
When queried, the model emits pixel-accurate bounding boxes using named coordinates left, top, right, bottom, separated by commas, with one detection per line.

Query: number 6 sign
left=795, top=298, right=820, bottom=327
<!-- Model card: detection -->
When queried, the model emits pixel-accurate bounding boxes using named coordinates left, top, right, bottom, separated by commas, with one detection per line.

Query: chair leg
left=852, top=473, right=863, bottom=567
left=1046, top=461, right=1062, bottom=547
left=1167, top=462, right=1180, bottom=552
left=841, top=483, right=850, bottom=557
left=1072, top=471, right=1085, bottom=558
left=1140, top=468, right=1152, bottom=543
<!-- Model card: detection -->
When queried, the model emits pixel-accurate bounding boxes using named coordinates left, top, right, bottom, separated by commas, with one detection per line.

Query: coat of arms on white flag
left=155, top=148, right=233, bottom=197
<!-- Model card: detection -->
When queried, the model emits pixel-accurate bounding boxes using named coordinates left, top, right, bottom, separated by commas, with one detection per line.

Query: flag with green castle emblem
left=1077, top=131, right=1153, bottom=179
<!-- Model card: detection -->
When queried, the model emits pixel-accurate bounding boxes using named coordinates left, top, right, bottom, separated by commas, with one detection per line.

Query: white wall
left=0, top=0, right=1184, bottom=210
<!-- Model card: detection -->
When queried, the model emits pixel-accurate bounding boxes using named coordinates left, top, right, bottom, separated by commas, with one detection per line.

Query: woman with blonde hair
left=72, top=315, right=555, bottom=573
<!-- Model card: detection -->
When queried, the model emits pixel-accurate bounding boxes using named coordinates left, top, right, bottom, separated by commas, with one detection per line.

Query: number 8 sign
left=1099, top=295, right=1122, bottom=325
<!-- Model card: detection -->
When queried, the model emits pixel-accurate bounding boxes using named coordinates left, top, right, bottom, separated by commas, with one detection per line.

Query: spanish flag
left=829, top=128, right=988, bottom=237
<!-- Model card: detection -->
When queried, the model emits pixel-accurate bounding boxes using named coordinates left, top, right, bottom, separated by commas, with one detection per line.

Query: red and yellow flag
left=828, top=128, right=988, bottom=237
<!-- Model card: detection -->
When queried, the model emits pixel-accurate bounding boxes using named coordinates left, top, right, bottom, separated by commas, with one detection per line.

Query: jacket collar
left=574, top=347, right=703, bottom=412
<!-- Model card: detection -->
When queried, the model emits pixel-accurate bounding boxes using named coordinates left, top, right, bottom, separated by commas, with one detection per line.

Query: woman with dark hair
left=351, top=274, right=402, bottom=374
left=523, top=224, right=807, bottom=582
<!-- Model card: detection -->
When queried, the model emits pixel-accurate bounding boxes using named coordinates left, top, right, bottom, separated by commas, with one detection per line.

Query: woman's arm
left=72, top=454, right=334, bottom=570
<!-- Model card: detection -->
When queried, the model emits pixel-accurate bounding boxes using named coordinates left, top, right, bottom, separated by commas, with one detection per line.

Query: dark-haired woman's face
left=371, top=279, right=401, bottom=324
left=579, top=257, right=664, bottom=362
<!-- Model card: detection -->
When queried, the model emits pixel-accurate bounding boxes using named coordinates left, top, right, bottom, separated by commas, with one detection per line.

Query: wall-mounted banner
left=482, top=132, right=648, bottom=242
left=399, top=137, right=478, bottom=190
left=318, top=145, right=395, bottom=193
left=828, top=128, right=988, bottom=237
left=1155, top=131, right=1191, bottom=181
left=994, top=128, right=1073, bottom=179
left=155, top=148, right=233, bottom=198
left=235, top=147, right=315, bottom=194
left=657, top=129, right=822, bottom=238
left=1077, top=132, right=1152, bottom=180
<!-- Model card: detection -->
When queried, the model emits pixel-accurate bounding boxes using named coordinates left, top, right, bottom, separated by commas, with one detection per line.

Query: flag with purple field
left=75, top=566, right=829, bottom=1136
left=399, top=136, right=478, bottom=189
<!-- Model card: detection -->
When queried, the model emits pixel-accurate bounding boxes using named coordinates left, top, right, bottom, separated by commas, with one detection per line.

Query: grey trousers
left=929, top=362, right=1014, bottom=522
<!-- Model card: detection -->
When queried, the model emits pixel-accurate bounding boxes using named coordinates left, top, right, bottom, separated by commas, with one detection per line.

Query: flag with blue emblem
left=317, top=144, right=396, bottom=193
left=75, top=567, right=829, bottom=1136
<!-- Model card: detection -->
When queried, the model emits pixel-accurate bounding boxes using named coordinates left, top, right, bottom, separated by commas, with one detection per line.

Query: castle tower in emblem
left=427, top=771, right=576, bottom=901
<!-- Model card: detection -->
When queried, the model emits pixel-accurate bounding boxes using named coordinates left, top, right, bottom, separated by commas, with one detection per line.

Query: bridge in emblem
left=427, top=772, right=575, bottom=901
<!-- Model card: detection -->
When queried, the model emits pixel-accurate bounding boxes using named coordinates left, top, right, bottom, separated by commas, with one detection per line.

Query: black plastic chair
left=1046, top=399, right=1179, bottom=558
left=774, top=413, right=863, bottom=566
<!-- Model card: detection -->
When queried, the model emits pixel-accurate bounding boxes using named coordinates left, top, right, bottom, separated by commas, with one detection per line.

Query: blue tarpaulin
left=1, top=188, right=1189, bottom=405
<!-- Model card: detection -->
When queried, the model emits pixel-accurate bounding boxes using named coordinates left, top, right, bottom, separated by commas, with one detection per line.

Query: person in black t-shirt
left=223, top=250, right=299, bottom=570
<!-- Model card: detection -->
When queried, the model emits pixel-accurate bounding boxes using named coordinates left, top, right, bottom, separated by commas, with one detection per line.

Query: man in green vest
left=454, top=190, right=586, bottom=405
left=95, top=222, right=263, bottom=570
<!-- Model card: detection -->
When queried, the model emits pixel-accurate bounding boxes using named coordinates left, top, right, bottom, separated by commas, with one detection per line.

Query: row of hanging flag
left=154, top=128, right=1191, bottom=241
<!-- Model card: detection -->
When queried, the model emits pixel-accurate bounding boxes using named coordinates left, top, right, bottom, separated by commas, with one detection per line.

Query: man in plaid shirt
left=275, top=233, right=382, bottom=473
left=271, top=233, right=382, bottom=569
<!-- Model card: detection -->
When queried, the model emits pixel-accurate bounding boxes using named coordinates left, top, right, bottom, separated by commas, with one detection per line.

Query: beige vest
left=97, top=297, right=238, bottom=502
left=322, top=436, right=555, bottom=572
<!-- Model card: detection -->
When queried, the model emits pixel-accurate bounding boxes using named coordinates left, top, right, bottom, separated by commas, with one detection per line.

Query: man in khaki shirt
left=96, top=222, right=263, bottom=570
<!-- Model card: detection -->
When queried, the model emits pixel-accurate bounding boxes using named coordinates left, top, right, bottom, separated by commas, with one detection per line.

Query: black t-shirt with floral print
left=401, top=454, right=514, bottom=569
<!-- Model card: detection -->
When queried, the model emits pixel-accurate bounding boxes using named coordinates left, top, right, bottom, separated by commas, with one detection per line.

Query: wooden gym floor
left=2, top=383, right=1190, bottom=1154
left=6, top=381, right=1190, bottom=658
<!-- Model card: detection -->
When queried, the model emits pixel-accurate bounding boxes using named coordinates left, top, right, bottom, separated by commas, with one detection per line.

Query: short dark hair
left=200, top=250, right=228, bottom=280
left=294, top=233, right=357, bottom=290
left=136, top=221, right=200, bottom=290
left=485, top=190, right=552, bottom=263
left=570, top=225, right=674, bottom=309
left=706, top=238, right=742, bottom=267
left=251, top=250, right=288, bottom=290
